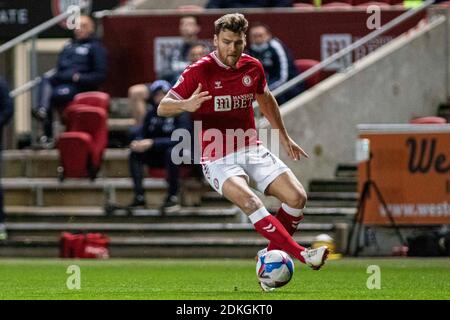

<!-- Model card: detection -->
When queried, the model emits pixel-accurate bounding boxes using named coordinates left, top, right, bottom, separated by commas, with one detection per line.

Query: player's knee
left=284, top=189, right=307, bottom=209
left=242, top=195, right=263, bottom=213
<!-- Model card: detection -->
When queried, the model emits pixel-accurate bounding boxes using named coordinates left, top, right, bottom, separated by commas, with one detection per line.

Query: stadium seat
left=62, top=92, right=110, bottom=130
left=294, top=59, right=322, bottom=88
left=57, top=107, right=108, bottom=180
left=62, top=103, right=92, bottom=131
left=72, top=91, right=110, bottom=112
left=57, top=132, right=93, bottom=179
left=409, top=116, right=447, bottom=124
left=321, top=2, right=353, bottom=8
left=354, top=1, right=391, bottom=8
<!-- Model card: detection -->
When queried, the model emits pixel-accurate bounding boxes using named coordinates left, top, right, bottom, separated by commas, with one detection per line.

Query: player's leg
left=246, top=145, right=329, bottom=270
left=265, top=170, right=306, bottom=251
left=221, top=176, right=307, bottom=264
left=128, top=84, right=150, bottom=126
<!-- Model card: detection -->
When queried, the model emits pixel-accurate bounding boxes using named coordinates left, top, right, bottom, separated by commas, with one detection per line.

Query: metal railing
left=255, top=0, right=436, bottom=121
left=0, top=5, right=86, bottom=145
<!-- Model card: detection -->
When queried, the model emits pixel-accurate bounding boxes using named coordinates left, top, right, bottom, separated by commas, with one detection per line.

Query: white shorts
left=201, top=145, right=291, bottom=195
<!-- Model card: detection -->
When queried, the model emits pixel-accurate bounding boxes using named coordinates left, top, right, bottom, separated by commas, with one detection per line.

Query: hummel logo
left=262, top=223, right=276, bottom=233
left=214, top=81, right=223, bottom=89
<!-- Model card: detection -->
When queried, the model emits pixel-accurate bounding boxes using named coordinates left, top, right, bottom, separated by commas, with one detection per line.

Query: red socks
left=250, top=207, right=305, bottom=263
left=267, top=204, right=304, bottom=251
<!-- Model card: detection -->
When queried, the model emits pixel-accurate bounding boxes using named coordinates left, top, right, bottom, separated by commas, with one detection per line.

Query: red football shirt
left=170, top=51, right=268, bottom=161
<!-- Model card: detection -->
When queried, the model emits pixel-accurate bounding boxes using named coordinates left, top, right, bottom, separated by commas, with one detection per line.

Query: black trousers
left=129, top=147, right=179, bottom=199
left=37, top=76, right=81, bottom=138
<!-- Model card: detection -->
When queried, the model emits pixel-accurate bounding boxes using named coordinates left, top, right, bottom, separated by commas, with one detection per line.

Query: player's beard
left=224, top=54, right=241, bottom=68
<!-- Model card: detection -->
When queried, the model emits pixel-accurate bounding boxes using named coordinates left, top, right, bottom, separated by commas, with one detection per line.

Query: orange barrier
left=358, top=125, right=450, bottom=225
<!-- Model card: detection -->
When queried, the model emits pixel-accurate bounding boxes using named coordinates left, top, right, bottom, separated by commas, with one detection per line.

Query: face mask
left=250, top=42, right=269, bottom=52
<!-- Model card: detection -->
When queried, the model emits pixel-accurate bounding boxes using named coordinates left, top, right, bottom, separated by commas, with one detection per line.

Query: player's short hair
left=214, top=13, right=248, bottom=35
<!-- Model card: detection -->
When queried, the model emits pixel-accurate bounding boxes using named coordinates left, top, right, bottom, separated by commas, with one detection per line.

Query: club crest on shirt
left=242, top=75, right=252, bottom=87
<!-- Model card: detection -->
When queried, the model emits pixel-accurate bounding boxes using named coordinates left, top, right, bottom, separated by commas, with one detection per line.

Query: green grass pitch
left=0, top=258, right=449, bottom=300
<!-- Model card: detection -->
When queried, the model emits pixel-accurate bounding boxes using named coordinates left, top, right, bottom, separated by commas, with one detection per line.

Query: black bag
left=407, top=230, right=450, bottom=257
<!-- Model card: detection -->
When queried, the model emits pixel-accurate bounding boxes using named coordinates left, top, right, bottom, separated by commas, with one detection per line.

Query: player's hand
left=130, top=139, right=154, bottom=153
left=281, top=136, right=309, bottom=161
left=184, top=83, right=212, bottom=112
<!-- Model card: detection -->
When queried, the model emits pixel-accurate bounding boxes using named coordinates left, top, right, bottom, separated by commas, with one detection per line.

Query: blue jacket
left=142, top=105, right=192, bottom=151
left=53, top=36, right=107, bottom=90
left=248, top=38, right=299, bottom=91
left=206, top=0, right=292, bottom=8
left=0, top=76, right=13, bottom=129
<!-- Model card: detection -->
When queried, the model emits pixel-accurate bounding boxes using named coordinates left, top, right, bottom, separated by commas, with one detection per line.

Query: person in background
left=161, top=15, right=202, bottom=85
left=0, top=76, right=14, bottom=240
left=127, top=42, right=209, bottom=128
left=248, top=22, right=304, bottom=104
left=128, top=80, right=191, bottom=214
left=32, top=15, right=107, bottom=147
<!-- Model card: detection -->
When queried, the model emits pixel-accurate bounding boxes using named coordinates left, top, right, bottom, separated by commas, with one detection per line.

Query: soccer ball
left=256, top=250, right=294, bottom=290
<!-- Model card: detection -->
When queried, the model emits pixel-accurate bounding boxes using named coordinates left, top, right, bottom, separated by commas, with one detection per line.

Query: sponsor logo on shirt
left=214, top=96, right=232, bottom=112
left=214, top=94, right=254, bottom=112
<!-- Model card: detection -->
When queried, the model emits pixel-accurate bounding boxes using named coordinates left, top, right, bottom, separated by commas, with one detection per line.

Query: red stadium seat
left=294, top=59, right=322, bottom=88
left=57, top=132, right=93, bottom=178
left=72, top=91, right=110, bottom=112
left=62, top=103, right=92, bottom=131
left=57, top=107, right=108, bottom=180
left=352, top=0, right=391, bottom=7
left=409, top=116, right=447, bottom=125
left=321, top=2, right=353, bottom=8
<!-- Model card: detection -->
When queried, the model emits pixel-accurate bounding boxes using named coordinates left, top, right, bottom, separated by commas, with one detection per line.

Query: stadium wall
left=269, top=16, right=448, bottom=190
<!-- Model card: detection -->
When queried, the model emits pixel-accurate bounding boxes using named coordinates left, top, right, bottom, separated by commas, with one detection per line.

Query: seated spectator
left=32, top=15, right=107, bottom=147
left=248, top=22, right=305, bottom=104
left=128, top=80, right=192, bottom=214
left=160, top=15, right=202, bottom=85
left=0, top=76, right=13, bottom=240
left=128, top=42, right=209, bottom=127
left=205, top=0, right=293, bottom=8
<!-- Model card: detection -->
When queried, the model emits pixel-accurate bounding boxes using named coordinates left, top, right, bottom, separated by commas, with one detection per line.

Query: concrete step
left=309, top=179, right=357, bottom=192
left=3, top=177, right=208, bottom=207
left=0, top=235, right=317, bottom=258
left=335, top=163, right=357, bottom=179
left=4, top=205, right=241, bottom=223
left=3, top=149, right=132, bottom=178
left=4, top=222, right=335, bottom=238
left=308, top=191, right=358, bottom=201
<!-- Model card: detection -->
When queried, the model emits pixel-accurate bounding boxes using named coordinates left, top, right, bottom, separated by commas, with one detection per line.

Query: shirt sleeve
left=169, top=66, right=200, bottom=100
left=255, top=59, right=268, bottom=94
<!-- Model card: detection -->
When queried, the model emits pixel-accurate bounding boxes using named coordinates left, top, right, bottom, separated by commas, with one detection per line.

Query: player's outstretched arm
left=256, top=90, right=309, bottom=161
left=157, top=83, right=212, bottom=117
